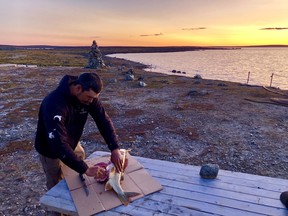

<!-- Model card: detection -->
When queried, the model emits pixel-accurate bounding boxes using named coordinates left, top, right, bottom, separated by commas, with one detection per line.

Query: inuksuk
left=86, top=40, right=105, bottom=69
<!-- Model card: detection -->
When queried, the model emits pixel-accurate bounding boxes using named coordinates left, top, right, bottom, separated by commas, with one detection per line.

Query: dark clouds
left=260, top=27, right=288, bottom=30
left=140, top=33, right=163, bottom=37
left=182, top=27, right=206, bottom=31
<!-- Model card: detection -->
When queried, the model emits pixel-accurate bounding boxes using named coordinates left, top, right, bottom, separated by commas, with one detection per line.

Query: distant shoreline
left=1, top=44, right=288, bottom=55
left=107, top=47, right=288, bottom=90
left=1, top=44, right=287, bottom=90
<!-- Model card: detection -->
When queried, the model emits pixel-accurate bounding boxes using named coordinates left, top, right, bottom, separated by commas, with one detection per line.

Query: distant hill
left=0, top=44, right=230, bottom=55
left=1, top=44, right=287, bottom=55
left=242, top=45, right=288, bottom=48
left=0, top=44, right=88, bottom=50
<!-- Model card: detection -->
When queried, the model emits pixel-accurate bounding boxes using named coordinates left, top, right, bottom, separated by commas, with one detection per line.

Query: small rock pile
left=86, top=40, right=105, bottom=69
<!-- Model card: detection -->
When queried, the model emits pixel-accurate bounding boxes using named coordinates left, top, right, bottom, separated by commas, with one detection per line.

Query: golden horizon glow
left=1, top=0, right=288, bottom=47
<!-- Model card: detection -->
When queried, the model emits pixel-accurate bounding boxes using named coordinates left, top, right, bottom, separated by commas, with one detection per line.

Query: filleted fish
left=95, top=149, right=140, bottom=206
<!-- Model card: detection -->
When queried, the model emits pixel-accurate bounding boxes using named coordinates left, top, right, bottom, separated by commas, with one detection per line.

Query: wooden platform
left=40, top=151, right=288, bottom=216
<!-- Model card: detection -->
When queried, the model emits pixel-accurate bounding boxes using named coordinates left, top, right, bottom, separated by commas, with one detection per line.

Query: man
left=35, top=72, right=123, bottom=190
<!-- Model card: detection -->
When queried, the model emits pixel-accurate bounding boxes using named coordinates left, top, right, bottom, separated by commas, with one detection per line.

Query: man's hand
left=111, top=149, right=122, bottom=173
left=85, top=165, right=106, bottom=179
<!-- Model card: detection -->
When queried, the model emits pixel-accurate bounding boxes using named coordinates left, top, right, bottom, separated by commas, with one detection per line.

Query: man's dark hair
left=75, top=72, right=103, bottom=93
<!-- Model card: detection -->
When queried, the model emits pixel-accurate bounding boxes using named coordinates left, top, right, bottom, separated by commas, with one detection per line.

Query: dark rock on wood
left=200, top=164, right=219, bottom=179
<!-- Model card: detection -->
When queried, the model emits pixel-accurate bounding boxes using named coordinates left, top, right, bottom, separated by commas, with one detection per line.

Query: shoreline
left=106, top=49, right=288, bottom=91
left=1, top=45, right=287, bottom=89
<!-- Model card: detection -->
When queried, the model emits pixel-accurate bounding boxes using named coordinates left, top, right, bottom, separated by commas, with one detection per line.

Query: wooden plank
left=135, top=156, right=288, bottom=192
left=95, top=212, right=122, bottom=216
left=158, top=182, right=283, bottom=216
left=133, top=159, right=287, bottom=215
left=148, top=167, right=279, bottom=200
left=157, top=176, right=282, bottom=208
left=108, top=204, right=172, bottom=216
left=40, top=180, right=171, bottom=216
left=106, top=194, right=218, bottom=216
left=93, top=151, right=288, bottom=188
left=40, top=180, right=78, bottom=216
left=135, top=156, right=288, bottom=187
left=40, top=182, right=217, bottom=216
left=135, top=160, right=287, bottom=214
left=89, top=151, right=288, bottom=214
left=40, top=151, right=288, bottom=216
left=129, top=197, right=216, bottom=216
left=146, top=192, right=264, bottom=216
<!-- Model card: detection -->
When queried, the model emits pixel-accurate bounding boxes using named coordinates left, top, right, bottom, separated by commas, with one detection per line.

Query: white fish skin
left=105, top=150, right=140, bottom=206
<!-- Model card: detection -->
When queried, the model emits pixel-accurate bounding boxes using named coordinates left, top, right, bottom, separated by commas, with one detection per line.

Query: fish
left=104, top=149, right=140, bottom=206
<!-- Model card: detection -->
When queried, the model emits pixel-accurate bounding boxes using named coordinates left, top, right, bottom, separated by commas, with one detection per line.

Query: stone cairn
left=86, top=40, right=105, bottom=69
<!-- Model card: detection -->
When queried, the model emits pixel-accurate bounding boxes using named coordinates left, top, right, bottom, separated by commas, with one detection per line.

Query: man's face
left=76, top=88, right=99, bottom=105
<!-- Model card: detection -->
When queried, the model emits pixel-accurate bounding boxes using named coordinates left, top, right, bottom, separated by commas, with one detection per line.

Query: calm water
left=108, top=48, right=288, bottom=90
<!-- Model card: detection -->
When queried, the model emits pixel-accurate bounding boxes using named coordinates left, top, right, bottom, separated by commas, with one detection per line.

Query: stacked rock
left=86, top=40, right=105, bottom=69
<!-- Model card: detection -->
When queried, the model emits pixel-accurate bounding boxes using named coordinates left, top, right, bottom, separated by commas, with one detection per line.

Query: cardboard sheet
left=62, top=153, right=163, bottom=216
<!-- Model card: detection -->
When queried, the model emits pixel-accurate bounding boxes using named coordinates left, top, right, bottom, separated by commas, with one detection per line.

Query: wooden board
left=60, top=153, right=162, bottom=216
left=262, top=86, right=288, bottom=96
left=245, top=97, right=288, bottom=107
left=271, top=97, right=288, bottom=105
left=40, top=151, right=288, bottom=216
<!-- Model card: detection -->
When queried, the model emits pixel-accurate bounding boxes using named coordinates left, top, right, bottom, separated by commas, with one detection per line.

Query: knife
left=79, top=174, right=89, bottom=196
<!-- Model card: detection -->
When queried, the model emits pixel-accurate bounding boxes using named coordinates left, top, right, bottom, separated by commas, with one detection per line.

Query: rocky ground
left=1, top=58, right=288, bottom=215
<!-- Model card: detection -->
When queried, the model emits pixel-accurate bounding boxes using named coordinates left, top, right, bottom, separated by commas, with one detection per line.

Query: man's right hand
left=85, top=165, right=106, bottom=179
left=111, top=149, right=122, bottom=173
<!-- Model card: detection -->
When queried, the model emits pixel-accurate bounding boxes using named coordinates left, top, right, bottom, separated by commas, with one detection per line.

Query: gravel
left=1, top=62, right=288, bottom=215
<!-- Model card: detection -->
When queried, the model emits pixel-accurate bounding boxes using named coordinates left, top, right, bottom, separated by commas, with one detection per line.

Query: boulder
left=199, top=164, right=219, bottom=179
left=193, top=74, right=202, bottom=79
left=125, top=74, right=134, bottom=81
left=280, top=191, right=288, bottom=208
left=139, top=81, right=147, bottom=87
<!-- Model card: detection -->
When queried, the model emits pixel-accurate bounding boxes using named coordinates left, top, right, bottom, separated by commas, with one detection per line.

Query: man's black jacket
left=35, top=75, right=119, bottom=174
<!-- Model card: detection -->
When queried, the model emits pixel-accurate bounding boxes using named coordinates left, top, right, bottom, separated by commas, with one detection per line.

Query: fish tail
left=117, top=192, right=140, bottom=206
left=117, top=193, right=129, bottom=206
left=124, top=192, right=141, bottom=198
left=124, top=192, right=140, bottom=197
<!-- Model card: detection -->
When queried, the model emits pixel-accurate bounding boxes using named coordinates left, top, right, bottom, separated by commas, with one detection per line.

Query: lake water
left=108, top=48, right=288, bottom=90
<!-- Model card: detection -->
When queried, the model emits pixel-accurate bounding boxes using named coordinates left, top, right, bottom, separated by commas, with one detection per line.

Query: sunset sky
left=1, top=0, right=288, bottom=47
